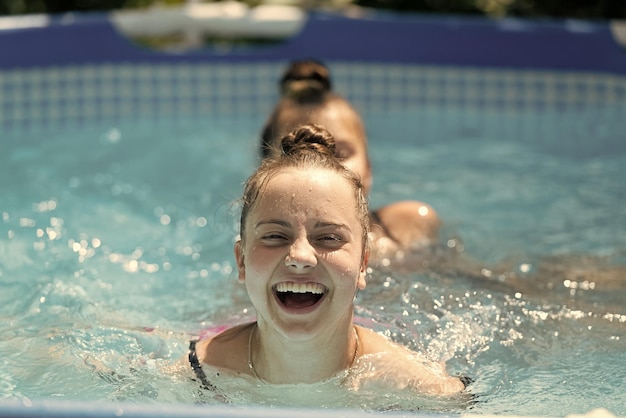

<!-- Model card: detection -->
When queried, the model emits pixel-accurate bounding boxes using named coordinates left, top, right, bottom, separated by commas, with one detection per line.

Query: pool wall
left=1, top=6, right=625, bottom=418
left=1, top=8, right=625, bottom=137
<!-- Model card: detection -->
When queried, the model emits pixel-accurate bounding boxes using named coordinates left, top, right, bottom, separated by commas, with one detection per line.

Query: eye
left=260, top=233, right=289, bottom=245
left=316, top=234, right=345, bottom=248
left=335, top=148, right=352, bottom=160
left=335, top=143, right=355, bottom=160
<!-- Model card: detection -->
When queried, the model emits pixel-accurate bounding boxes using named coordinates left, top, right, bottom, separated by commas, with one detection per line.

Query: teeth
left=275, top=282, right=325, bottom=294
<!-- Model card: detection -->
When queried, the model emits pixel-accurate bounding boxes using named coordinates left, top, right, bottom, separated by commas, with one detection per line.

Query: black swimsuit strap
left=188, top=339, right=219, bottom=392
left=459, top=374, right=474, bottom=389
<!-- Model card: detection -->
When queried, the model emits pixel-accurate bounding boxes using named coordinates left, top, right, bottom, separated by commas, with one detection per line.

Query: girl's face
left=235, top=167, right=368, bottom=338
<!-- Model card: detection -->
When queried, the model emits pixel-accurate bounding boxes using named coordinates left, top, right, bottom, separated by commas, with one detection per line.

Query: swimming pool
left=1, top=7, right=626, bottom=418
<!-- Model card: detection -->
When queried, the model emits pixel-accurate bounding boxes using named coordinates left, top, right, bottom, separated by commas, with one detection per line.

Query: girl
left=188, top=124, right=466, bottom=397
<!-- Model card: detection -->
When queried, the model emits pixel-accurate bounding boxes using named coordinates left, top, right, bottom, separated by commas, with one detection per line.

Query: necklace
left=247, top=323, right=360, bottom=382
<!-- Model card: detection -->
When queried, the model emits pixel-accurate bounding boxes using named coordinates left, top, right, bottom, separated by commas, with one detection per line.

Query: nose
left=285, top=237, right=317, bottom=271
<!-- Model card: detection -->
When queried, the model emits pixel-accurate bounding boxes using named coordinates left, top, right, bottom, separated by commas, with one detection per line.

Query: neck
left=248, top=322, right=360, bottom=384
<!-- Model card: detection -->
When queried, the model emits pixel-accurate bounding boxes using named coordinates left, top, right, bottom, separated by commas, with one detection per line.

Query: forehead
left=250, top=167, right=358, bottom=220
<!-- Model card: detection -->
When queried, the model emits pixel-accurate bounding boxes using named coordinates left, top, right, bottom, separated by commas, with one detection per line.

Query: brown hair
left=241, top=124, right=370, bottom=253
left=279, top=59, right=332, bottom=98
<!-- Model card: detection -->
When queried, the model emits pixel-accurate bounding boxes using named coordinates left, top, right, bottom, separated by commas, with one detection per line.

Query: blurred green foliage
left=353, top=0, right=625, bottom=19
left=0, top=0, right=624, bottom=19
left=0, top=0, right=179, bottom=15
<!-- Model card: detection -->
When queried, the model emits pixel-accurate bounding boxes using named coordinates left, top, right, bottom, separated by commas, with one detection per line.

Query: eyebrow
left=316, top=221, right=351, bottom=231
left=254, top=219, right=290, bottom=229
left=335, top=140, right=355, bottom=149
left=254, top=219, right=351, bottom=232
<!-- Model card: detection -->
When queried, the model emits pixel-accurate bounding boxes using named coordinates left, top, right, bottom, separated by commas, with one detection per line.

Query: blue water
left=1, top=107, right=625, bottom=415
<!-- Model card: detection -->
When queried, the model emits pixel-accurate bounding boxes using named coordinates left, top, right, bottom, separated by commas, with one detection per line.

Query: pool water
left=1, top=106, right=625, bottom=415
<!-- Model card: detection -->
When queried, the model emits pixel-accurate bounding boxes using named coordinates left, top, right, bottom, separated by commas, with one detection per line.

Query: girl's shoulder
left=355, top=326, right=465, bottom=395
left=196, top=322, right=253, bottom=373
left=356, top=325, right=406, bottom=355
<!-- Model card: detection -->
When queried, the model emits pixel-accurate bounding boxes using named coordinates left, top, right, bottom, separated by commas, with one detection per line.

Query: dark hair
left=279, top=59, right=332, bottom=98
left=241, top=124, right=370, bottom=253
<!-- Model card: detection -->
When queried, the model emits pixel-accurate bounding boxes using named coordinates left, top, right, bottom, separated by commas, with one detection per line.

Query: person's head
left=236, top=124, right=370, bottom=333
left=260, top=60, right=373, bottom=194
left=241, top=123, right=370, bottom=253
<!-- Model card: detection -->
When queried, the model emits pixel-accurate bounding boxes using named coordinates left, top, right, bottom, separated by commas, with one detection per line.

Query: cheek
left=339, top=269, right=358, bottom=287
left=333, top=259, right=363, bottom=288
left=244, top=251, right=269, bottom=293
left=245, top=246, right=275, bottom=275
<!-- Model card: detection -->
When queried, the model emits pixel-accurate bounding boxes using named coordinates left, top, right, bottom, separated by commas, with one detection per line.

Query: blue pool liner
left=1, top=10, right=625, bottom=73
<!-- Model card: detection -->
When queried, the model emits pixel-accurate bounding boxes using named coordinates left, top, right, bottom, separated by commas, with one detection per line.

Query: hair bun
left=280, top=124, right=336, bottom=158
left=280, top=60, right=332, bottom=96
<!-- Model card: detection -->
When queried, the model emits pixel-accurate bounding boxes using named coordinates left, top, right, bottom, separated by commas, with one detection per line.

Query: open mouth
left=274, top=282, right=327, bottom=309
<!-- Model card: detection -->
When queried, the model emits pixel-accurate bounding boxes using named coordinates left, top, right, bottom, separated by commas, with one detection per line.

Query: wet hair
left=241, top=124, right=370, bottom=253
left=260, top=60, right=341, bottom=159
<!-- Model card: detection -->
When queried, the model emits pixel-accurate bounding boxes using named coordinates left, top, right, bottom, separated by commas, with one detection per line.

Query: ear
left=234, top=240, right=246, bottom=283
left=357, top=248, right=369, bottom=290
